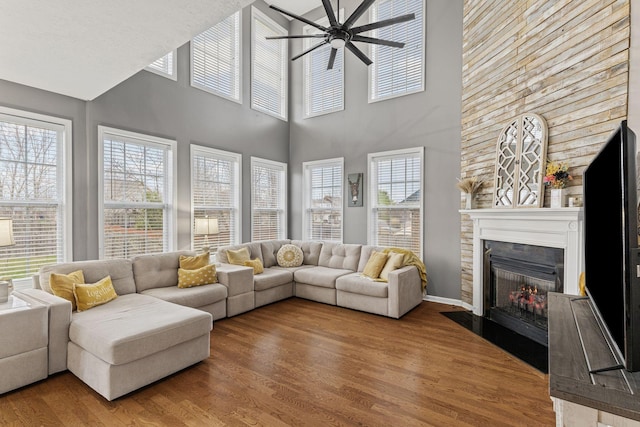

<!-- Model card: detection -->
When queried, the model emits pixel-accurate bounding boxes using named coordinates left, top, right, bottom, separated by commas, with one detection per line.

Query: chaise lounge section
left=14, top=251, right=222, bottom=400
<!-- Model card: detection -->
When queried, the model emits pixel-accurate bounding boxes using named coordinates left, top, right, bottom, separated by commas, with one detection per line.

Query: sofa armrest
left=216, top=263, right=254, bottom=297
left=387, top=265, right=424, bottom=319
left=13, top=288, right=72, bottom=374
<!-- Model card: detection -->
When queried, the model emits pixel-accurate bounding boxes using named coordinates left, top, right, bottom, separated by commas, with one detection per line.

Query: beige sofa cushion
left=291, top=240, right=322, bottom=266
left=253, top=268, right=293, bottom=291
left=318, top=242, right=361, bottom=271
left=69, top=294, right=212, bottom=366
left=141, top=283, right=227, bottom=308
left=131, top=251, right=195, bottom=292
left=294, top=266, right=352, bottom=289
left=260, top=240, right=291, bottom=267
left=335, top=273, right=389, bottom=298
left=40, top=259, right=136, bottom=296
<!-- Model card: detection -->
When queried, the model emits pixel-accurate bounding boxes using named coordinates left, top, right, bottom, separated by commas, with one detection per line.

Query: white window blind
left=303, top=11, right=344, bottom=118
left=251, top=157, right=287, bottom=240
left=146, top=50, right=177, bottom=80
left=0, top=108, right=72, bottom=283
left=252, top=7, right=288, bottom=120
left=191, top=145, right=241, bottom=252
left=368, top=148, right=423, bottom=256
left=303, top=158, right=343, bottom=242
left=99, top=127, right=176, bottom=259
left=191, top=11, right=242, bottom=102
left=369, top=0, right=425, bottom=102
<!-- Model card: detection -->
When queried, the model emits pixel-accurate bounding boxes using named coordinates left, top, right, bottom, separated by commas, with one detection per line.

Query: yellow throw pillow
left=379, top=252, right=405, bottom=281
left=227, top=247, right=250, bottom=265
left=362, top=251, right=389, bottom=279
left=50, top=270, right=85, bottom=311
left=244, top=258, right=264, bottom=275
left=73, top=276, right=118, bottom=312
left=178, top=264, right=217, bottom=288
left=180, top=252, right=210, bottom=270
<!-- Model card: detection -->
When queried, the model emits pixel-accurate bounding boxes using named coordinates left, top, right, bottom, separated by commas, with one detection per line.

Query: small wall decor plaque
left=347, top=173, right=363, bottom=207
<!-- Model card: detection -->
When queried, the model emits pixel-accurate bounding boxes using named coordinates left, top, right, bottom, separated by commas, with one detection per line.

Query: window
left=191, top=11, right=242, bottom=102
left=99, top=126, right=176, bottom=259
left=191, top=145, right=241, bottom=252
left=369, top=0, right=425, bottom=102
left=251, top=157, right=287, bottom=240
left=0, top=107, right=72, bottom=285
left=146, top=50, right=177, bottom=80
left=303, top=158, right=343, bottom=242
left=303, top=11, right=344, bottom=118
left=252, top=7, right=288, bottom=120
left=368, top=147, right=423, bottom=256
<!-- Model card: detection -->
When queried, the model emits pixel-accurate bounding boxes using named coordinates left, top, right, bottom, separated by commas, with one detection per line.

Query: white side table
left=0, top=295, right=49, bottom=394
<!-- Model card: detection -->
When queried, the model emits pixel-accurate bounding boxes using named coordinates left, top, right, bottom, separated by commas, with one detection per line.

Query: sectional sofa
left=11, top=240, right=424, bottom=400
left=217, top=240, right=425, bottom=319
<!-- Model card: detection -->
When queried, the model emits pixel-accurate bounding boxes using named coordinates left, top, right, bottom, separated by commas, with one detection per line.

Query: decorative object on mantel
left=493, top=113, right=548, bottom=208
left=457, top=176, right=484, bottom=209
left=544, top=161, right=573, bottom=208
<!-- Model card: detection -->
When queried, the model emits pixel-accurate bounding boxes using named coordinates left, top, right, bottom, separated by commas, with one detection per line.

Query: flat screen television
left=584, top=119, right=640, bottom=372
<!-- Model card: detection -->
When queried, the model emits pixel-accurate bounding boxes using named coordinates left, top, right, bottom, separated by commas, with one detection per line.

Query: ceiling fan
left=266, top=0, right=415, bottom=70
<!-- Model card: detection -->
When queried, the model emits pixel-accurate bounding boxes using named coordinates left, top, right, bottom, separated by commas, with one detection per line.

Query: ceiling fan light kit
left=267, top=0, right=415, bottom=70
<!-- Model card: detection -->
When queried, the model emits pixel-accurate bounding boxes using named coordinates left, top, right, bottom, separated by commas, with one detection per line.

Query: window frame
left=302, top=157, right=344, bottom=242
left=0, top=106, right=73, bottom=287
left=251, top=6, right=288, bottom=121
left=302, top=10, right=345, bottom=119
left=250, top=156, right=287, bottom=241
left=190, top=144, right=242, bottom=252
left=145, top=50, right=178, bottom=81
left=190, top=10, right=242, bottom=103
left=98, top=126, right=177, bottom=259
left=367, top=147, right=424, bottom=257
left=367, top=0, right=426, bottom=103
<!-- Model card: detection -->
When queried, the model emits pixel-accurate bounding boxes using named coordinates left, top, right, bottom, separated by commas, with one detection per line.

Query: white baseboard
left=423, top=295, right=475, bottom=312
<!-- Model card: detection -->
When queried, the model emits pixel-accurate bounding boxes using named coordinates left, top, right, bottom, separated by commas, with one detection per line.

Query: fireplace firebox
left=483, top=240, right=564, bottom=346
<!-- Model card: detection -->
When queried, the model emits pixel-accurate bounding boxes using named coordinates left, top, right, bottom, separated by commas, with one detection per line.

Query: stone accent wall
left=460, top=0, right=630, bottom=305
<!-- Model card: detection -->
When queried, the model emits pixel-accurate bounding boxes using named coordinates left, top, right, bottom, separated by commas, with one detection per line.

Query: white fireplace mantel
left=462, top=207, right=584, bottom=316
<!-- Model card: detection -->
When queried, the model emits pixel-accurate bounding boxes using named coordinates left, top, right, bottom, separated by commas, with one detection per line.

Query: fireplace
left=483, top=240, right=564, bottom=345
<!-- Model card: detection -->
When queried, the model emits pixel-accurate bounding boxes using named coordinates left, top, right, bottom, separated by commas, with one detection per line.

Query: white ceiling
left=0, top=0, right=256, bottom=100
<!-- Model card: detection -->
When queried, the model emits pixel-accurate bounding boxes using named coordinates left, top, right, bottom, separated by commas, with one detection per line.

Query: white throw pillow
left=277, top=244, right=304, bottom=267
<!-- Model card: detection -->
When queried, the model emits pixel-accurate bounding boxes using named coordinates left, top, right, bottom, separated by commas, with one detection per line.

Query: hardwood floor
left=1, top=299, right=555, bottom=426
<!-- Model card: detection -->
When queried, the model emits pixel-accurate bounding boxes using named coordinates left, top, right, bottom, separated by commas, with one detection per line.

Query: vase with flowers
left=457, top=176, right=484, bottom=209
left=544, top=161, right=572, bottom=208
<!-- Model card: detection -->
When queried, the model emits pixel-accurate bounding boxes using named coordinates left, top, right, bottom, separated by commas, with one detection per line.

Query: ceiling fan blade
left=321, top=0, right=339, bottom=27
left=343, top=0, right=376, bottom=29
left=268, top=4, right=328, bottom=32
left=351, top=35, right=405, bottom=48
left=291, top=41, right=329, bottom=61
left=351, top=13, right=415, bottom=34
left=327, top=48, right=337, bottom=70
left=345, top=42, right=372, bottom=66
left=266, top=34, right=327, bottom=40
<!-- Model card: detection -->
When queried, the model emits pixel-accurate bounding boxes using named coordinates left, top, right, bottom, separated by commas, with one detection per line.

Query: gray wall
left=86, top=1, right=290, bottom=257
left=0, top=0, right=290, bottom=261
left=0, top=0, right=464, bottom=300
left=288, top=0, right=463, bottom=300
left=0, top=79, right=90, bottom=260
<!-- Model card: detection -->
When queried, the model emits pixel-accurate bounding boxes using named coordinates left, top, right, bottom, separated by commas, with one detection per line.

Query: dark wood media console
left=549, top=292, right=640, bottom=423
